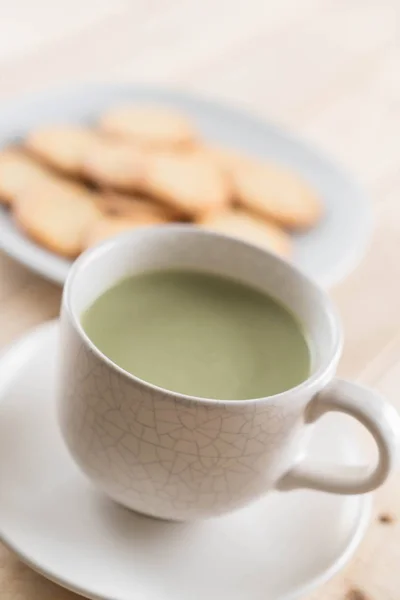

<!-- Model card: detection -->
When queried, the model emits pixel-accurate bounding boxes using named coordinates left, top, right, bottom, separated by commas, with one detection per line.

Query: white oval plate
left=0, top=84, right=372, bottom=287
left=0, top=321, right=370, bottom=600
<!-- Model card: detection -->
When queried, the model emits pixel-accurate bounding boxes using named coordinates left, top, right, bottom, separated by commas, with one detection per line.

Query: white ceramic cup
left=59, top=226, right=400, bottom=521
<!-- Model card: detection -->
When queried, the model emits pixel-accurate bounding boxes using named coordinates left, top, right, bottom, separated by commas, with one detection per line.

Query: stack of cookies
left=0, top=104, right=323, bottom=260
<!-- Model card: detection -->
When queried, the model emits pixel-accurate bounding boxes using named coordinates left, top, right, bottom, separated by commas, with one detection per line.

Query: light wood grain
left=0, top=1, right=399, bottom=598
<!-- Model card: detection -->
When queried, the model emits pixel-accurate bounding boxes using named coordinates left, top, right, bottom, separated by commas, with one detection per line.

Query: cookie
left=99, top=105, right=197, bottom=149
left=206, top=145, right=322, bottom=229
left=0, top=149, right=50, bottom=206
left=84, top=214, right=166, bottom=249
left=14, top=178, right=101, bottom=258
left=82, top=139, right=145, bottom=191
left=96, top=192, right=177, bottom=221
left=234, top=160, right=321, bottom=230
left=206, top=144, right=247, bottom=173
left=198, top=207, right=291, bottom=257
left=141, top=150, right=230, bottom=217
left=25, top=125, right=100, bottom=176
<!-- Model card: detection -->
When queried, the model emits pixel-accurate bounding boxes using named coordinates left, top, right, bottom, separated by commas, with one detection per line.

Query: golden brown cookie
left=13, top=178, right=101, bottom=258
left=198, top=207, right=291, bottom=257
left=99, top=105, right=197, bottom=149
left=205, top=144, right=247, bottom=173
left=141, top=150, right=230, bottom=217
left=235, top=161, right=321, bottom=230
left=96, top=192, right=177, bottom=221
left=206, top=145, right=322, bottom=229
left=25, top=125, right=100, bottom=176
left=0, top=149, right=51, bottom=206
left=82, top=139, right=145, bottom=191
left=84, top=215, right=165, bottom=249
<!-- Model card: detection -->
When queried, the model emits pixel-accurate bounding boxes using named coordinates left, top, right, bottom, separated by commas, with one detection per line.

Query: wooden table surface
left=0, top=1, right=399, bottom=598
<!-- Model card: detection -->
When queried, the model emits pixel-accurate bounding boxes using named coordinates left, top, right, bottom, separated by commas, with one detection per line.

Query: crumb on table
left=378, top=512, right=395, bottom=524
left=346, top=588, right=369, bottom=600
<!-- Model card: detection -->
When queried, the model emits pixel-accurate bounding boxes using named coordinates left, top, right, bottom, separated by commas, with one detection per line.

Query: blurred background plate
left=0, top=83, right=372, bottom=287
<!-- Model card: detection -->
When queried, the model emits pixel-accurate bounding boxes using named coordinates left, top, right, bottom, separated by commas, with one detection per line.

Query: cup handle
left=278, top=379, right=400, bottom=494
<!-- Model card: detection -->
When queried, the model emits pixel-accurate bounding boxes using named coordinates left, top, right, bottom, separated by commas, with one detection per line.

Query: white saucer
left=0, top=321, right=370, bottom=600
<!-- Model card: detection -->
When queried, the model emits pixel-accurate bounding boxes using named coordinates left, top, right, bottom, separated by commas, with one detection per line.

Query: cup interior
left=64, top=225, right=341, bottom=385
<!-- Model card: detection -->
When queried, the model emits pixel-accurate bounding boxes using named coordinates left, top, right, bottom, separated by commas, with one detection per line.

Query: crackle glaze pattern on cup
left=60, top=324, right=322, bottom=520
left=59, top=226, right=338, bottom=520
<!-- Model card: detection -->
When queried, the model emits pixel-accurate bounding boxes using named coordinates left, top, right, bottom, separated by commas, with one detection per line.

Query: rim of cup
left=63, top=224, right=343, bottom=407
